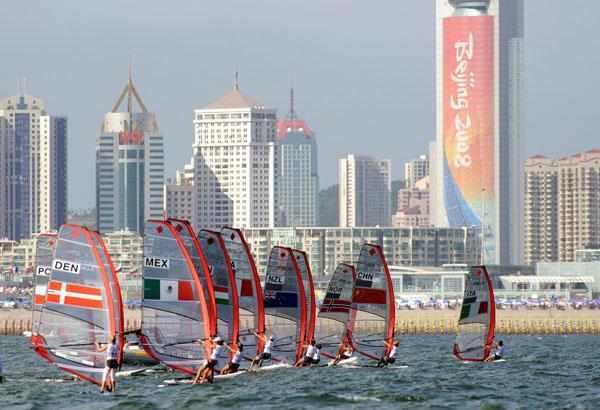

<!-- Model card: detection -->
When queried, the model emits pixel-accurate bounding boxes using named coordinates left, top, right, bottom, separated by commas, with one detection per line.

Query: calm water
left=0, top=335, right=598, bottom=409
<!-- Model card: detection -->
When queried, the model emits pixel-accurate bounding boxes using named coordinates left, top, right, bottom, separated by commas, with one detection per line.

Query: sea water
left=0, top=335, right=598, bottom=409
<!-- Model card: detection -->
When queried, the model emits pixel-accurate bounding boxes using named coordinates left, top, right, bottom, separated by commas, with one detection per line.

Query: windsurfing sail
left=453, top=265, right=496, bottom=361
left=167, top=218, right=217, bottom=337
left=34, top=224, right=124, bottom=385
left=32, top=233, right=56, bottom=345
left=220, top=227, right=265, bottom=357
left=313, top=263, right=356, bottom=359
left=197, top=229, right=239, bottom=361
left=263, top=246, right=306, bottom=364
left=141, top=220, right=211, bottom=375
left=350, top=243, right=395, bottom=361
left=292, top=250, right=316, bottom=345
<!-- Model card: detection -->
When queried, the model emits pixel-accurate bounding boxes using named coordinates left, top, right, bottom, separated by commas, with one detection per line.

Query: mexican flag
left=144, top=279, right=194, bottom=301
left=214, top=285, right=229, bottom=305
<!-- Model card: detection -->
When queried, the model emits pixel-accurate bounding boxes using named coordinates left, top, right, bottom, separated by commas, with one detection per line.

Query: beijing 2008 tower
left=430, top=0, right=524, bottom=265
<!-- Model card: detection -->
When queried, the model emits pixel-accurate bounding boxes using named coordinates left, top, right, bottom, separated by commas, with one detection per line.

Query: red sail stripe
left=48, top=281, right=102, bottom=296
left=46, top=293, right=104, bottom=309
left=178, top=281, right=194, bottom=301
left=35, top=295, right=45, bottom=305
left=239, top=279, right=254, bottom=297
left=352, top=288, right=386, bottom=305
left=213, top=285, right=228, bottom=293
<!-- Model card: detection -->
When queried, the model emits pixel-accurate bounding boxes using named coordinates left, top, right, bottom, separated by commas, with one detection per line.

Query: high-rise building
left=431, top=0, right=524, bottom=265
left=95, top=64, right=164, bottom=235
left=276, top=83, right=318, bottom=227
left=192, top=73, right=278, bottom=230
left=164, top=162, right=195, bottom=223
left=524, top=155, right=557, bottom=264
left=524, top=150, right=600, bottom=264
left=0, top=82, right=68, bottom=240
left=404, top=154, right=429, bottom=189
left=339, top=155, right=391, bottom=227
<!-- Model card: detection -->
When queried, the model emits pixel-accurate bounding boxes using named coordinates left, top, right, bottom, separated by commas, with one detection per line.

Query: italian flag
left=144, top=279, right=194, bottom=301
left=214, top=285, right=229, bottom=305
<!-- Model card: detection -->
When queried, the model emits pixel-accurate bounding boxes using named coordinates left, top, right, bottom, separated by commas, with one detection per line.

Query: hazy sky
left=1, top=1, right=599, bottom=210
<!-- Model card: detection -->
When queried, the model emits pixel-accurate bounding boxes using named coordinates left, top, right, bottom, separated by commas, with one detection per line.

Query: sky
left=1, top=0, right=599, bottom=210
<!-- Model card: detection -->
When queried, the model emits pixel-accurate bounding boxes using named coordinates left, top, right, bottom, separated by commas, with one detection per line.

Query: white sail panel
left=454, top=265, right=496, bottom=361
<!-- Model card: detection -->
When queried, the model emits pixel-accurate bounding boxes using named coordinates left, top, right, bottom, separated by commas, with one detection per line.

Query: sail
left=351, top=244, right=395, bottom=361
left=263, top=246, right=306, bottom=364
left=292, top=250, right=316, bottom=345
left=314, top=263, right=356, bottom=359
left=141, top=220, right=211, bottom=375
left=454, top=265, right=496, bottom=361
left=167, top=218, right=217, bottom=336
left=220, top=227, right=265, bottom=357
left=32, top=234, right=56, bottom=344
left=197, top=229, right=239, bottom=361
left=35, top=224, right=124, bottom=385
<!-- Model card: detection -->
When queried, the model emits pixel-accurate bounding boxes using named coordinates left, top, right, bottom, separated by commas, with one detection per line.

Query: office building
left=192, top=73, right=278, bottom=230
left=96, top=64, right=164, bottom=234
left=276, top=84, right=318, bottom=227
left=339, top=155, right=391, bottom=228
left=0, top=81, right=68, bottom=240
left=431, top=0, right=524, bottom=264
left=404, top=154, right=429, bottom=189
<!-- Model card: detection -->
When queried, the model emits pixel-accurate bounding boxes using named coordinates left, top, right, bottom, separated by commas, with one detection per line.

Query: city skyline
left=1, top=1, right=599, bottom=210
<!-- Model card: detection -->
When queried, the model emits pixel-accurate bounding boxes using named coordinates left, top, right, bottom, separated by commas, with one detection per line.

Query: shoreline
left=3, top=308, right=600, bottom=336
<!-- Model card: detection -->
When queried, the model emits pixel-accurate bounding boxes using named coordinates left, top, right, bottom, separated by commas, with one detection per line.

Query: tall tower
left=0, top=79, right=68, bottom=240
left=95, top=60, right=165, bottom=234
left=431, top=0, right=524, bottom=264
left=192, top=70, right=278, bottom=230
left=276, top=81, right=319, bottom=227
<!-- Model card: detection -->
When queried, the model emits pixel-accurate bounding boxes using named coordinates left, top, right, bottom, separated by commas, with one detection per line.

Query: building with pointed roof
left=95, top=60, right=164, bottom=234
left=276, top=82, right=319, bottom=227
left=187, top=70, right=278, bottom=229
left=0, top=78, right=68, bottom=240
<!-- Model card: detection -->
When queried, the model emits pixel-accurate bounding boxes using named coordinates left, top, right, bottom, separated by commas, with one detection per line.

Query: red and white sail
left=141, top=220, right=211, bottom=375
left=292, top=250, right=316, bottom=347
left=454, top=265, right=496, bottom=361
left=314, top=263, right=356, bottom=359
left=220, top=227, right=265, bottom=357
left=263, top=246, right=307, bottom=364
left=34, top=225, right=124, bottom=385
left=350, top=244, right=395, bottom=361
left=32, top=233, right=56, bottom=346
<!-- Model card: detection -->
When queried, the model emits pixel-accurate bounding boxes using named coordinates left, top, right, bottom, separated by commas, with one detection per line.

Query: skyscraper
left=0, top=81, right=68, bottom=240
left=276, top=83, right=319, bottom=227
left=431, top=0, right=524, bottom=264
left=192, top=72, right=278, bottom=230
left=339, top=155, right=391, bottom=228
left=96, top=64, right=164, bottom=234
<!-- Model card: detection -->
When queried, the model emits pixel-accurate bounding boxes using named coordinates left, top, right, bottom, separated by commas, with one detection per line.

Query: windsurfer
left=484, top=340, right=506, bottom=362
left=96, top=335, right=124, bottom=393
left=311, top=343, right=322, bottom=365
left=331, top=344, right=354, bottom=366
left=220, top=342, right=244, bottom=374
left=194, top=336, right=225, bottom=384
left=377, top=340, right=400, bottom=367
left=295, top=339, right=317, bottom=367
left=248, top=333, right=275, bottom=370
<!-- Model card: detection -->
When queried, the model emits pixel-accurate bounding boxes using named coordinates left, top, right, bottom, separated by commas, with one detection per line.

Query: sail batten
left=454, top=265, right=496, bottom=361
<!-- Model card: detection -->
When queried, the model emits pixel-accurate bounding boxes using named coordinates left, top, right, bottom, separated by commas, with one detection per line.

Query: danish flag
left=46, top=281, right=104, bottom=309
